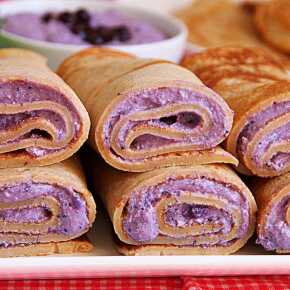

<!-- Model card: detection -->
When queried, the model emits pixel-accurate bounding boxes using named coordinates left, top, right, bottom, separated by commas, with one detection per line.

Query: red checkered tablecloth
left=0, top=276, right=289, bottom=290
left=183, top=276, right=290, bottom=290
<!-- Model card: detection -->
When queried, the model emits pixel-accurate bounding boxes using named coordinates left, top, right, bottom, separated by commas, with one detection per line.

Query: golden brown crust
left=0, top=156, right=96, bottom=249
left=182, top=47, right=290, bottom=177
left=176, top=0, right=290, bottom=69
left=117, top=239, right=248, bottom=256
left=176, top=0, right=258, bottom=48
left=0, top=236, right=93, bottom=257
left=91, top=155, right=256, bottom=255
left=182, top=47, right=287, bottom=84
left=0, top=48, right=47, bottom=63
left=0, top=48, right=90, bottom=168
left=255, top=0, right=290, bottom=54
left=58, top=47, right=234, bottom=172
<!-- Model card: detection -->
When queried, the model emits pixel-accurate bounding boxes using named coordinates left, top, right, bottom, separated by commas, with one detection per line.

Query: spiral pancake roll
left=0, top=157, right=96, bottom=257
left=91, top=154, right=257, bottom=255
left=182, top=47, right=290, bottom=177
left=253, top=173, right=290, bottom=253
left=255, top=0, right=290, bottom=54
left=0, top=48, right=90, bottom=168
left=58, top=48, right=234, bottom=172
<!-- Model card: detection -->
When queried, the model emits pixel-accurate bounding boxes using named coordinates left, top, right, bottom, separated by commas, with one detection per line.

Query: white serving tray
left=0, top=0, right=289, bottom=280
left=0, top=208, right=289, bottom=279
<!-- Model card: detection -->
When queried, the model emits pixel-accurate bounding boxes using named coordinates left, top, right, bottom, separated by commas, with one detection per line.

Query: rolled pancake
left=0, top=48, right=90, bottom=168
left=253, top=173, right=290, bottom=253
left=182, top=47, right=290, bottom=177
left=255, top=0, right=290, bottom=54
left=58, top=48, right=234, bottom=172
left=92, top=155, right=256, bottom=255
left=0, top=157, right=96, bottom=257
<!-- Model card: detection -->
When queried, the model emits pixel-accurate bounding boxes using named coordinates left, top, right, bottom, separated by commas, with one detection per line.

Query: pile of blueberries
left=41, top=9, right=132, bottom=44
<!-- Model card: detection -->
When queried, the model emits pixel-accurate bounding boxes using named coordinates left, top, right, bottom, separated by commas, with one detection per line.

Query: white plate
left=0, top=208, right=289, bottom=279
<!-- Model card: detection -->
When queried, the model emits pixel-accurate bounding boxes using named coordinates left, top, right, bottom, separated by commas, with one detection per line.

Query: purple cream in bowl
left=3, top=9, right=166, bottom=46
left=0, top=0, right=187, bottom=68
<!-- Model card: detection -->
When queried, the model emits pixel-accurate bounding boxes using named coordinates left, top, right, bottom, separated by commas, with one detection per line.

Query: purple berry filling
left=103, top=87, right=231, bottom=162
left=0, top=182, right=89, bottom=248
left=0, top=80, right=81, bottom=157
left=123, top=177, right=250, bottom=247
left=237, top=101, right=290, bottom=172
left=257, top=195, right=290, bottom=251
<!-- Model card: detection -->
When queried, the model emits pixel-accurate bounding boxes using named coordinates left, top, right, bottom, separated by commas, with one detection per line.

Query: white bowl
left=0, top=0, right=187, bottom=69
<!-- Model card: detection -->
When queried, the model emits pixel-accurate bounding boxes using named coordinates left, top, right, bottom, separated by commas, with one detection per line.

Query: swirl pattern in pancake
left=0, top=48, right=90, bottom=168
left=0, top=157, right=96, bottom=256
left=92, top=156, right=256, bottom=255
left=58, top=48, right=234, bottom=172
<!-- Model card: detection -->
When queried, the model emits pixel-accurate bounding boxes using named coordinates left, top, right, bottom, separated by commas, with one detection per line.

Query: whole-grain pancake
left=255, top=0, right=290, bottom=54
left=176, top=0, right=290, bottom=69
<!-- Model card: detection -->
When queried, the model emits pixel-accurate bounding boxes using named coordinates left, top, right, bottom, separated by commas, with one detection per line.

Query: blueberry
left=114, top=26, right=131, bottom=42
left=84, top=28, right=105, bottom=45
left=71, top=22, right=88, bottom=34
left=96, top=26, right=114, bottom=43
left=41, top=12, right=53, bottom=23
left=75, top=9, right=90, bottom=23
left=57, top=11, right=73, bottom=23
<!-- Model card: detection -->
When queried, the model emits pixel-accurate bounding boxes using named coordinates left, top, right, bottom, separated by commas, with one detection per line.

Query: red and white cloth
left=183, top=276, right=290, bottom=290
left=0, top=276, right=289, bottom=290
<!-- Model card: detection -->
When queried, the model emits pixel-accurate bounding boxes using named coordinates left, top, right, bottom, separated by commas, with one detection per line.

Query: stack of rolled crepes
left=58, top=47, right=257, bottom=255
left=0, top=49, right=96, bottom=257
left=182, top=47, right=290, bottom=253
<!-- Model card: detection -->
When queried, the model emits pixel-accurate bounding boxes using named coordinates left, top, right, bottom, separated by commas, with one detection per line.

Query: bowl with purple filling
left=0, top=0, right=187, bottom=69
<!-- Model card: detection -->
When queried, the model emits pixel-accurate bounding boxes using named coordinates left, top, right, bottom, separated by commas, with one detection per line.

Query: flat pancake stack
left=176, top=0, right=261, bottom=48
left=176, top=0, right=290, bottom=69
left=255, top=0, right=290, bottom=54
